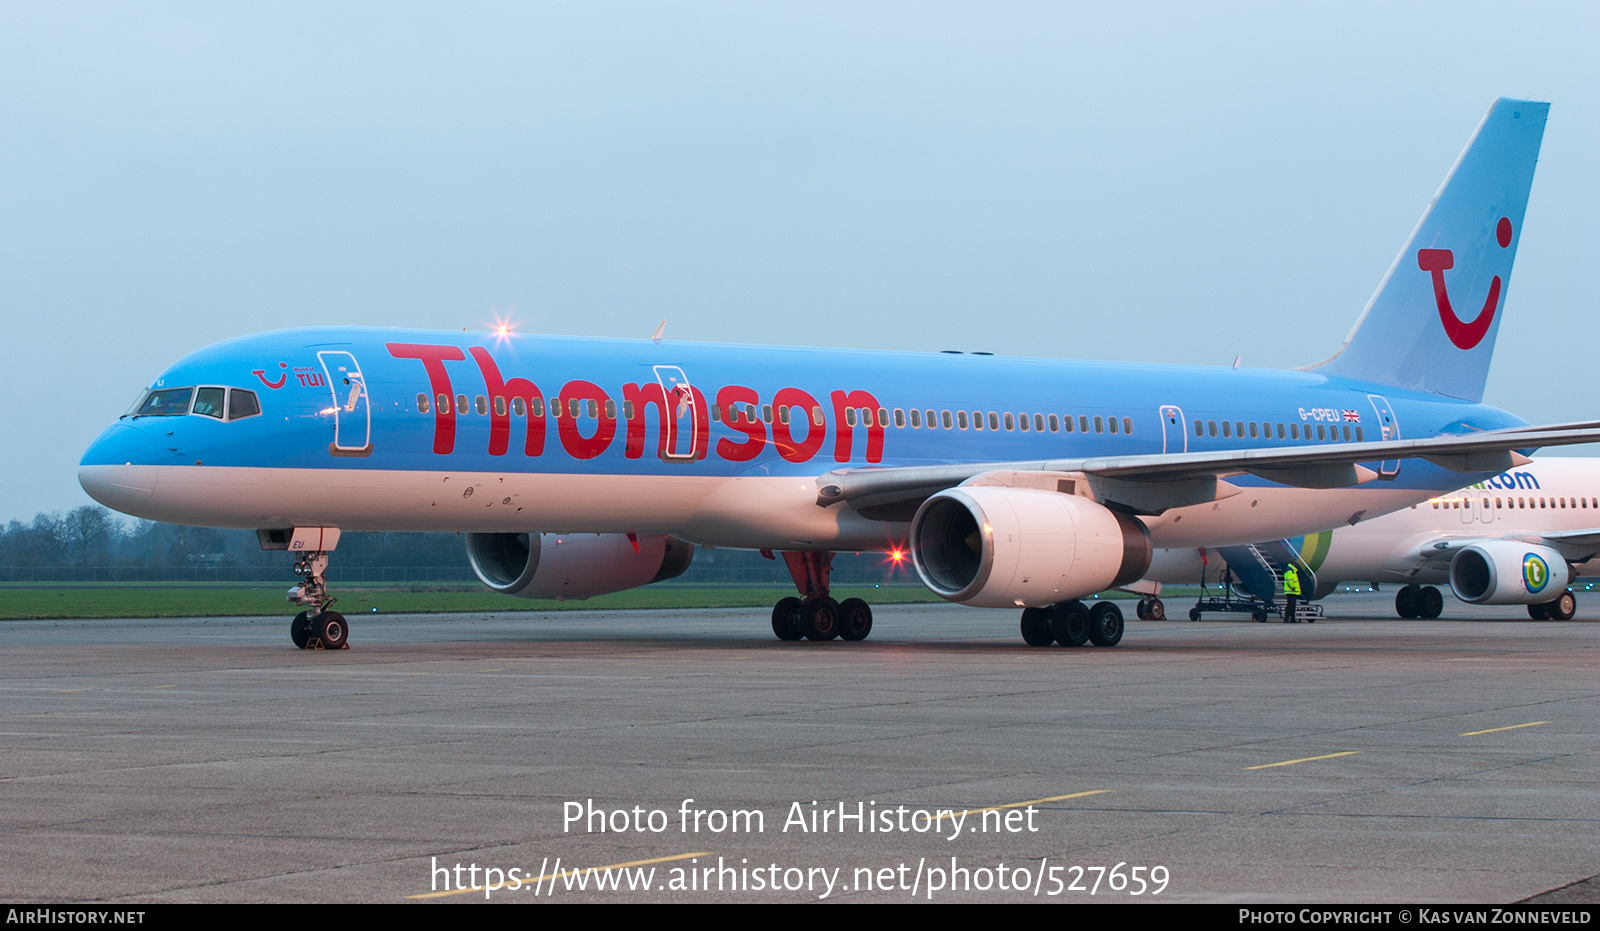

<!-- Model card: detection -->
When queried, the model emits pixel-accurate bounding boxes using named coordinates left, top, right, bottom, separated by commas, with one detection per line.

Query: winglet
left=651, top=320, right=666, bottom=344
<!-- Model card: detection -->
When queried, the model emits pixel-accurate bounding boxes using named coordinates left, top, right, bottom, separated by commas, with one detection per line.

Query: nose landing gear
left=287, top=551, right=348, bottom=649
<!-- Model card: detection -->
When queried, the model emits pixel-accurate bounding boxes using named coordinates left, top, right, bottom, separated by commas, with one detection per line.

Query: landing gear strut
left=1018, top=599, right=1122, bottom=648
left=1529, top=590, right=1576, bottom=620
left=1395, top=584, right=1443, bottom=619
left=769, top=551, right=874, bottom=643
left=287, top=551, right=348, bottom=649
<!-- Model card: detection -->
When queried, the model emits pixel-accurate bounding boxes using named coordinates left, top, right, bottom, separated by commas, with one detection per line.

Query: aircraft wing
left=1382, top=525, right=1600, bottom=572
left=816, top=421, right=1600, bottom=518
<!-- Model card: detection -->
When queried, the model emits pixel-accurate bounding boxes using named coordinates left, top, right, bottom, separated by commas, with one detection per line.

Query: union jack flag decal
left=1342, top=409, right=1362, bottom=422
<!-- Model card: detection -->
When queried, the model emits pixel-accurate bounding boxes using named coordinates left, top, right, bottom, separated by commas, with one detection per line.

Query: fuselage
left=79, top=327, right=1528, bottom=552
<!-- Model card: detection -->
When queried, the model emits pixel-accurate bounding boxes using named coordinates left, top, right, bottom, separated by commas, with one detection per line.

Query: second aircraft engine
left=910, top=486, right=1151, bottom=608
left=465, top=532, right=694, bottom=601
left=1449, top=541, right=1572, bottom=605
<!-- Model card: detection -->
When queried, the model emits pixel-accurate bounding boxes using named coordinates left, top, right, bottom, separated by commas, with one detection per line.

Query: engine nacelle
left=465, top=532, right=694, bottom=601
left=910, top=486, right=1151, bottom=608
left=1449, top=542, right=1572, bottom=605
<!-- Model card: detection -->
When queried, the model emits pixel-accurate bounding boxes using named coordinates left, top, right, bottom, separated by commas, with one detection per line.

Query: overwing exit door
left=1160, top=405, right=1187, bottom=454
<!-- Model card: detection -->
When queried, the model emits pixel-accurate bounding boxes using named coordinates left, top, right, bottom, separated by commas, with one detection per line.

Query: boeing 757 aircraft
left=1143, top=458, right=1600, bottom=623
left=80, top=98, right=1600, bottom=650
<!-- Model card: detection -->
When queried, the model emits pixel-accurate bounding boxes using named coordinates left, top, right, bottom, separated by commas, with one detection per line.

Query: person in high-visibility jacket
left=1282, top=564, right=1302, bottom=623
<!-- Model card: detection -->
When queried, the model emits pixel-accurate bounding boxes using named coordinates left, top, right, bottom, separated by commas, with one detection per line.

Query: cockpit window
left=228, top=389, right=261, bottom=420
left=133, top=387, right=194, bottom=417
left=193, top=387, right=226, bottom=419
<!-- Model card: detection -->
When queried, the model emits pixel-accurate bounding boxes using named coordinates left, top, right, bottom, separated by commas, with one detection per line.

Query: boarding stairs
left=1187, top=540, right=1323, bottom=623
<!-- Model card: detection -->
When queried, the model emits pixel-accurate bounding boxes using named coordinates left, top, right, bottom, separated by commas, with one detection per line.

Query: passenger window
left=582, top=399, right=595, bottom=418
left=1249, top=422, right=1258, bottom=439
left=958, top=411, right=969, bottom=429
left=417, top=393, right=431, bottom=414
left=493, top=396, right=506, bottom=417
left=941, top=410, right=952, bottom=429
left=1316, top=424, right=1325, bottom=441
left=1289, top=424, right=1298, bottom=439
left=191, top=387, right=225, bottom=419
left=1208, top=420, right=1217, bottom=437
left=1004, top=413, right=1015, bottom=431
left=604, top=399, right=616, bottom=419
left=438, top=394, right=451, bottom=414
left=1079, top=416, right=1089, bottom=433
left=1356, top=426, right=1363, bottom=441
left=813, top=407, right=825, bottom=426
left=228, top=389, right=261, bottom=420
left=764, top=405, right=774, bottom=424
left=1018, top=413, right=1028, bottom=432
left=568, top=398, right=580, bottom=417
left=877, top=408, right=888, bottom=427
left=1048, top=414, right=1058, bottom=432
left=457, top=395, right=470, bottom=416
left=512, top=397, right=526, bottom=417
left=845, top=408, right=857, bottom=427
left=1108, top=416, right=1118, bottom=434
left=1094, top=416, right=1104, bottom=434
left=1194, top=420, right=1202, bottom=437
left=1035, top=414, right=1045, bottom=432
left=779, top=406, right=791, bottom=425
left=895, top=409, right=906, bottom=428
left=1065, top=416, right=1074, bottom=433
left=477, top=396, right=489, bottom=416
left=532, top=398, right=545, bottom=417
left=1276, top=423, right=1285, bottom=439
left=910, top=409, right=921, bottom=428
left=1222, top=421, right=1231, bottom=438
left=988, top=412, right=999, bottom=431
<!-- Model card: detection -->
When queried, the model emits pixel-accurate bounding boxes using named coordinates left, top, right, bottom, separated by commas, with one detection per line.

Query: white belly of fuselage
left=79, top=464, right=1431, bottom=553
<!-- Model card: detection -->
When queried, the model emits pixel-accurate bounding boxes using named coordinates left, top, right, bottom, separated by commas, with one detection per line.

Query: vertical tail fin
left=1313, top=99, right=1547, bottom=402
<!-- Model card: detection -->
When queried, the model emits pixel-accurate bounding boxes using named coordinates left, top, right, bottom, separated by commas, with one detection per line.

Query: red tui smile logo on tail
left=1420, top=216, right=1513, bottom=350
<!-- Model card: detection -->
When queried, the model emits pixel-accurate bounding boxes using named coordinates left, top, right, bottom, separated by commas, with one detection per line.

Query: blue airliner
left=80, top=98, right=1598, bottom=650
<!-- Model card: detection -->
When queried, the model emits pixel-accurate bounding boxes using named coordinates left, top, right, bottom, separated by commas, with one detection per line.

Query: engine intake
left=465, top=532, right=693, bottom=601
left=1449, top=541, right=1571, bottom=605
left=910, top=486, right=1150, bottom=608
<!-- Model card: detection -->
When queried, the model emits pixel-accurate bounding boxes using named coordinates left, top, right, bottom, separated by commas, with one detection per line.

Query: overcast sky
left=3, top=2, right=1596, bottom=522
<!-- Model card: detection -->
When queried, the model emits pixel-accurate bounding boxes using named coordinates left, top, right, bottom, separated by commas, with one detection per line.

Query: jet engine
left=1449, top=542, right=1572, bottom=605
left=465, top=532, right=694, bottom=600
left=910, top=486, right=1151, bottom=608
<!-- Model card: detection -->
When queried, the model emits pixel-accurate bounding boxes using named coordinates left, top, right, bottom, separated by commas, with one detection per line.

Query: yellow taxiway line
left=1461, top=721, right=1549, bottom=737
left=1245, top=750, right=1363, bottom=770
left=934, top=789, right=1113, bottom=823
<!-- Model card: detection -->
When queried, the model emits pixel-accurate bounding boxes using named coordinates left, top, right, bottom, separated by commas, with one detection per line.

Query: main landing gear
left=1528, top=590, right=1577, bottom=620
left=769, top=551, right=874, bottom=643
left=1019, top=600, right=1124, bottom=648
left=1394, top=584, right=1444, bottom=619
left=287, top=551, right=349, bottom=649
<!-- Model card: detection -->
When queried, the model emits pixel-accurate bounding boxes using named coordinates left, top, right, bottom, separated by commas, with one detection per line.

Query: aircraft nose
left=79, top=423, right=159, bottom=512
